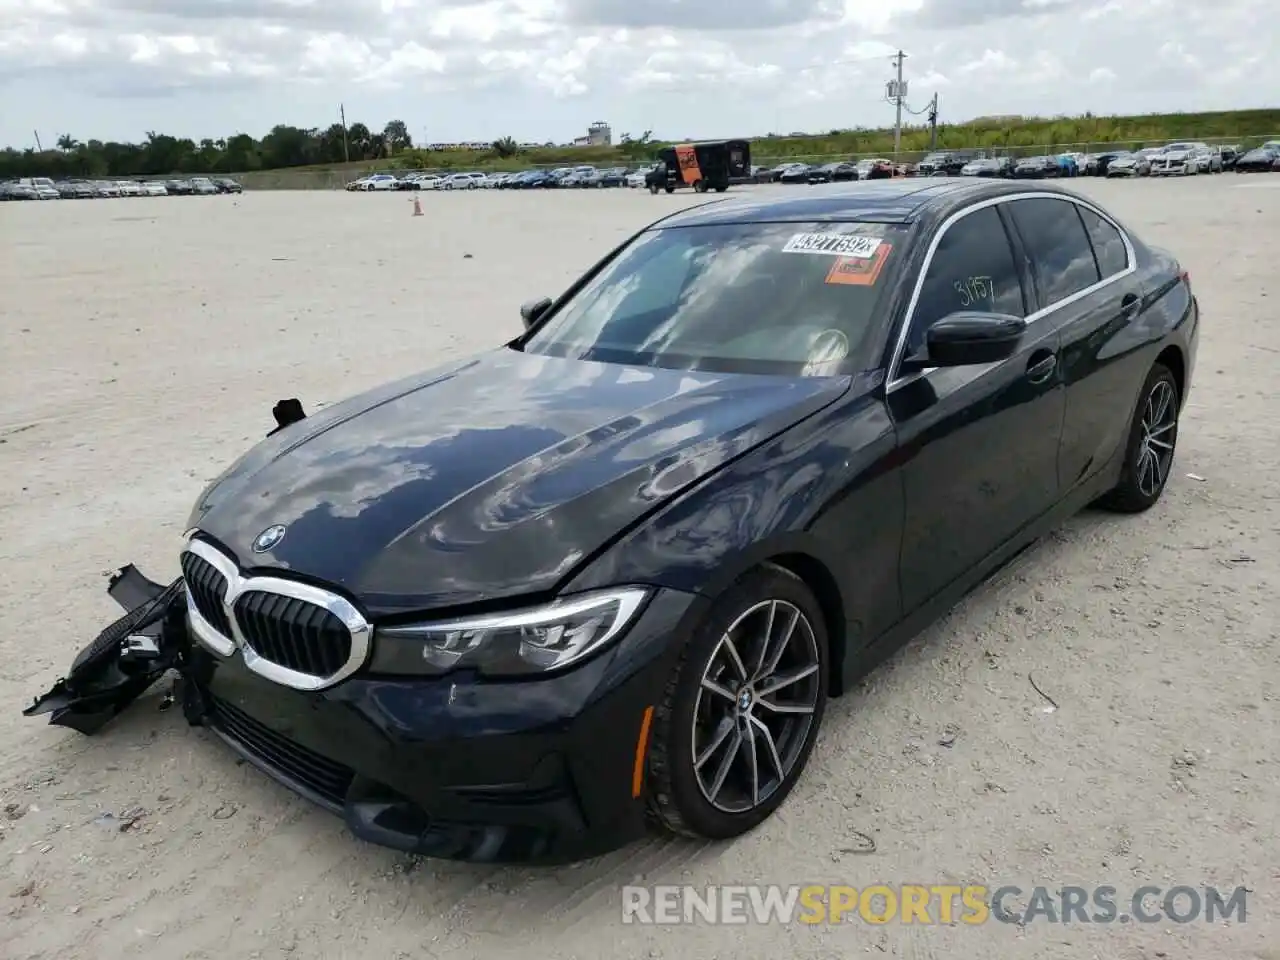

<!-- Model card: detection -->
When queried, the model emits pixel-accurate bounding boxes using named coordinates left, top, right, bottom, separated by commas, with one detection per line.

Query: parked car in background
left=20, top=177, right=61, bottom=199
left=418, top=175, right=444, bottom=190
left=1012, top=156, right=1057, bottom=179
left=850, top=158, right=890, bottom=180
left=345, top=176, right=370, bottom=191
left=915, top=151, right=978, bottom=176
left=1084, top=151, right=1126, bottom=176
left=95, top=181, right=122, bottom=197
left=1219, top=145, right=1242, bottom=170
left=142, top=181, right=169, bottom=197
left=1192, top=146, right=1221, bottom=173
left=1, top=181, right=39, bottom=200
left=214, top=178, right=243, bottom=194
left=807, top=162, right=856, bottom=184
left=960, top=157, right=1012, bottom=178
left=1104, top=152, right=1149, bottom=177
left=627, top=166, right=657, bottom=188
left=558, top=166, right=600, bottom=187
left=777, top=163, right=812, bottom=184
left=441, top=172, right=486, bottom=190
left=1233, top=144, right=1280, bottom=172
left=115, top=180, right=142, bottom=197
left=1150, top=143, right=1206, bottom=177
left=599, top=167, right=629, bottom=187
left=165, top=180, right=192, bottom=195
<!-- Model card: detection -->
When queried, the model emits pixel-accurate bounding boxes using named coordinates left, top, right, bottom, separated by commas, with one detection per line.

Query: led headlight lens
left=372, top=587, right=650, bottom=677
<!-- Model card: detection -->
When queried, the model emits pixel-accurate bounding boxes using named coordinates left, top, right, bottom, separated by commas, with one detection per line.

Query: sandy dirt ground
left=1, top=177, right=1278, bottom=960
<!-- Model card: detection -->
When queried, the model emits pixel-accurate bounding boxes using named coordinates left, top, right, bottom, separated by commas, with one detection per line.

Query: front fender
left=563, top=386, right=904, bottom=650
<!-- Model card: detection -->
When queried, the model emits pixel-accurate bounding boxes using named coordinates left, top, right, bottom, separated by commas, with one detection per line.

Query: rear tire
left=1096, top=362, right=1180, bottom=513
left=647, top=565, right=828, bottom=840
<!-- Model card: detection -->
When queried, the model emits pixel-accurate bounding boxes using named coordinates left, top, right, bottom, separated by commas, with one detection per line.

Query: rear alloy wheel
left=1098, top=362, right=1180, bottom=513
left=647, top=565, right=828, bottom=840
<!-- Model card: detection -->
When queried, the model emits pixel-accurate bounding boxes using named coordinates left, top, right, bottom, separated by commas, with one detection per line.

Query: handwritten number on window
left=954, top=276, right=995, bottom=308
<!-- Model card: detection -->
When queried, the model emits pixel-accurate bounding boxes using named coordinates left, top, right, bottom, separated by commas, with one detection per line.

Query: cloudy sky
left=0, top=0, right=1274, bottom=148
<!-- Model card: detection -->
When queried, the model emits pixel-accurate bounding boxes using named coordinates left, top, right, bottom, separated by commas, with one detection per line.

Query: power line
left=790, top=51, right=904, bottom=74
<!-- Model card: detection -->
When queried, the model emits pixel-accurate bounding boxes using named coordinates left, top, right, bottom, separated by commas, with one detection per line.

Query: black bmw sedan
left=30, top=179, right=1199, bottom=866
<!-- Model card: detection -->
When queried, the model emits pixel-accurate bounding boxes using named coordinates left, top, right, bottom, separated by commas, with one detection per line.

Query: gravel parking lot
left=2, top=178, right=1277, bottom=960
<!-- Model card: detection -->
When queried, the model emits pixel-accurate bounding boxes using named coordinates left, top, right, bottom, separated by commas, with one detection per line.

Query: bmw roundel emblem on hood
left=252, top=524, right=287, bottom=553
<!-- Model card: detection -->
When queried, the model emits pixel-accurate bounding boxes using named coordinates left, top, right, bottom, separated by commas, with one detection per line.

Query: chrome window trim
left=885, top=191, right=1137, bottom=393
left=182, top=538, right=373, bottom=692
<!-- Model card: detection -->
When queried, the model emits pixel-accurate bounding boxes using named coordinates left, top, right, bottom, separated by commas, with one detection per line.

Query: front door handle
left=1026, top=351, right=1057, bottom=384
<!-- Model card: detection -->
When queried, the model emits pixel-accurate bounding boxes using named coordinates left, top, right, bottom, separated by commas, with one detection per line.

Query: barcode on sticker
left=782, top=233, right=882, bottom=257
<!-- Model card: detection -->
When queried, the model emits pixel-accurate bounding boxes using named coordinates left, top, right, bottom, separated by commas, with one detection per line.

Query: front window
left=520, top=221, right=905, bottom=377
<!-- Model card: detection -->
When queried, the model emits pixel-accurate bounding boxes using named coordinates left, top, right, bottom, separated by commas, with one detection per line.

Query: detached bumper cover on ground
left=26, top=567, right=702, bottom=864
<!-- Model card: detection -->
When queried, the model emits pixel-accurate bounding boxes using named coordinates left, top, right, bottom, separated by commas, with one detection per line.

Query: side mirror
left=925, top=311, right=1026, bottom=366
left=900, top=311, right=1026, bottom=373
left=519, top=296, right=553, bottom=329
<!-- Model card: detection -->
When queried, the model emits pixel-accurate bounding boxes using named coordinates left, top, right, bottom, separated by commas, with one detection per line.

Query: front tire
left=1097, top=362, right=1180, bottom=513
left=647, top=565, right=828, bottom=840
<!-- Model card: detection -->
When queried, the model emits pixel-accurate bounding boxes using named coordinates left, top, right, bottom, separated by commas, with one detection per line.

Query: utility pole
left=339, top=103, right=350, bottom=164
left=891, top=50, right=906, bottom=156
left=928, top=93, right=939, bottom=151
left=33, top=130, right=43, bottom=152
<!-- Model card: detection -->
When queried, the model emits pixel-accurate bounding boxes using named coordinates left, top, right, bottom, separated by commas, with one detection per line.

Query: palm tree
left=492, top=136, right=519, bottom=158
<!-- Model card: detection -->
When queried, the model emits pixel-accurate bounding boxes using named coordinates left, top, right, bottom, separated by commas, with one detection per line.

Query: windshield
left=520, top=221, right=904, bottom=376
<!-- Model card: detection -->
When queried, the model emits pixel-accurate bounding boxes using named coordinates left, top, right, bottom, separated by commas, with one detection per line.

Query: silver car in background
left=1150, top=142, right=1206, bottom=176
left=1105, top=152, right=1150, bottom=177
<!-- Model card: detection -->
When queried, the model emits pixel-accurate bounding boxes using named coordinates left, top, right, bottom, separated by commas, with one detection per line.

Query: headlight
left=371, top=587, right=649, bottom=677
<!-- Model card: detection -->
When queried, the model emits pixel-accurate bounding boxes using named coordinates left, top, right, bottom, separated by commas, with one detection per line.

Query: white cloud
left=0, top=0, right=1275, bottom=145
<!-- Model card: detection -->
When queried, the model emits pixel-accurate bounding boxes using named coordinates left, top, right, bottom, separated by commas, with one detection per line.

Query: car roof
left=657, top=178, right=1066, bottom=227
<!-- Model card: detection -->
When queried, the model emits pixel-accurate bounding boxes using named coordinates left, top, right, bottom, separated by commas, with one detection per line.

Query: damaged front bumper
left=24, top=567, right=188, bottom=734
left=27, top=563, right=691, bottom=864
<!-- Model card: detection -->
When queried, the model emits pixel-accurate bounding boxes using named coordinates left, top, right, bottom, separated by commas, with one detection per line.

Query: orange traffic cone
left=411, top=196, right=423, bottom=216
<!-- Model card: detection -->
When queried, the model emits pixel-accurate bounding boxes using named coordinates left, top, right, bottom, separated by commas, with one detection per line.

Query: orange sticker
left=674, top=144, right=702, bottom=185
left=825, top=243, right=892, bottom=286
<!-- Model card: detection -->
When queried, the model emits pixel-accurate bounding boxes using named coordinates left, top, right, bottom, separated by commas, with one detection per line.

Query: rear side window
left=1006, top=198, right=1101, bottom=307
left=1076, top=206, right=1128, bottom=278
left=906, top=205, right=1026, bottom=356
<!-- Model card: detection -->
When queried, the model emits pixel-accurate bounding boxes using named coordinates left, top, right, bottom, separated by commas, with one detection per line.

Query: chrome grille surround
left=181, top=537, right=373, bottom=691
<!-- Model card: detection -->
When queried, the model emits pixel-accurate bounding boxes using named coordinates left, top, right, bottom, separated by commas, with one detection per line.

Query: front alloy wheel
left=648, top=565, right=828, bottom=840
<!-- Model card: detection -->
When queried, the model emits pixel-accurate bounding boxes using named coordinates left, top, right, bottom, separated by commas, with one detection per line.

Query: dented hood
left=187, top=348, right=848, bottom=615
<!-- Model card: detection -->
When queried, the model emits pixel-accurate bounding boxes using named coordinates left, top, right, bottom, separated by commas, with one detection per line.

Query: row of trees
left=1, top=119, right=416, bottom=180
left=3, top=110, right=1277, bottom=181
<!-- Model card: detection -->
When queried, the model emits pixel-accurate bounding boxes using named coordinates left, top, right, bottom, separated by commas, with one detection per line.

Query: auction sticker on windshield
left=825, top=244, right=893, bottom=286
left=782, top=233, right=884, bottom=258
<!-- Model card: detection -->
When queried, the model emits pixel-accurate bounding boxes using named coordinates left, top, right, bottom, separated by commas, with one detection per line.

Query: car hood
left=187, top=348, right=849, bottom=615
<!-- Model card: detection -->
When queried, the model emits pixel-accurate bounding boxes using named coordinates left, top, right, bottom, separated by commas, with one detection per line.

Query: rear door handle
left=1120, top=292, right=1141, bottom=315
left=1026, top=351, right=1057, bottom=384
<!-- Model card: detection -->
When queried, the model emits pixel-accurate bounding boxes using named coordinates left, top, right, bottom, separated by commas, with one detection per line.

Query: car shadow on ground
left=25, top=506, right=1120, bottom=935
